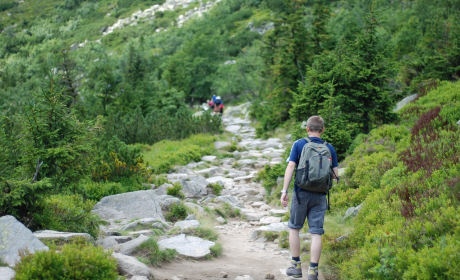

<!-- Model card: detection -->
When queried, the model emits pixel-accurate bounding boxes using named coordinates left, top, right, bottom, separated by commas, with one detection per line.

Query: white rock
left=259, top=216, right=281, bottom=224
left=117, top=234, right=150, bottom=255
left=215, top=141, right=232, bottom=149
left=269, top=209, right=288, bottom=216
left=250, top=222, right=289, bottom=241
left=216, top=216, right=226, bottom=224
left=225, top=125, right=242, bottom=133
left=158, top=234, right=215, bottom=259
left=235, top=275, right=254, bottom=280
left=201, top=155, right=217, bottom=162
left=174, top=220, right=201, bottom=230
left=184, top=202, right=205, bottom=213
left=0, top=267, right=15, bottom=280
left=131, top=276, right=149, bottom=280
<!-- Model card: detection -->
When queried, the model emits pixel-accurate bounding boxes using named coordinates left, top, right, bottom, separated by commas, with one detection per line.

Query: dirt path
left=151, top=220, right=292, bottom=280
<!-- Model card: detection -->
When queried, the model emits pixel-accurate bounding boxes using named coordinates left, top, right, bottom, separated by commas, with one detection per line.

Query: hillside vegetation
left=1, top=0, right=460, bottom=278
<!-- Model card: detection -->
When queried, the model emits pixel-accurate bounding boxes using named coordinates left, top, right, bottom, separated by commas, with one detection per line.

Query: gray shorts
left=288, top=191, right=327, bottom=235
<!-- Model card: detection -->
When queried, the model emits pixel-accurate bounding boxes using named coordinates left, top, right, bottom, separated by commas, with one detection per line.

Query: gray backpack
left=294, top=138, right=334, bottom=193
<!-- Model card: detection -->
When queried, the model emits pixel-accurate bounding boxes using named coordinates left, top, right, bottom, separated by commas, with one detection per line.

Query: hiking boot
left=307, top=266, right=318, bottom=280
left=286, top=260, right=302, bottom=278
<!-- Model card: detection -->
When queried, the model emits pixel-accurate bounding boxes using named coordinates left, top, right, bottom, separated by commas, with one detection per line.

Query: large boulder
left=112, top=253, right=152, bottom=279
left=91, top=190, right=164, bottom=221
left=34, top=230, right=95, bottom=244
left=158, top=234, right=215, bottom=259
left=0, top=267, right=15, bottom=280
left=0, top=215, right=49, bottom=266
left=179, top=176, right=208, bottom=198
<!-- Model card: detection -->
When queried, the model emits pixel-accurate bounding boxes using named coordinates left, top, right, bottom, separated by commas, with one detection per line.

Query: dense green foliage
left=14, top=241, right=119, bottom=280
left=324, top=81, right=460, bottom=279
left=134, top=238, right=177, bottom=266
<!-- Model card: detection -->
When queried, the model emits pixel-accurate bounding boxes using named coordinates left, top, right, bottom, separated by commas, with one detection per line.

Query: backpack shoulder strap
left=304, top=137, right=311, bottom=143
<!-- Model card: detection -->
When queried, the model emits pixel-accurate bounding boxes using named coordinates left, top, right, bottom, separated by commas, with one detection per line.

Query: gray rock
left=153, top=183, right=171, bottom=195
left=195, top=167, right=219, bottom=176
left=250, top=222, right=289, bottom=241
left=180, top=176, right=208, bottom=198
left=259, top=216, right=281, bottom=224
left=221, top=158, right=236, bottom=165
left=0, top=215, right=49, bottom=266
left=216, top=216, right=226, bottom=224
left=457, top=120, right=460, bottom=126
left=215, top=195, right=243, bottom=208
left=117, top=234, right=150, bottom=255
left=174, top=220, right=201, bottom=230
left=184, top=202, right=205, bottom=213
left=269, top=209, right=288, bottom=216
left=0, top=267, right=15, bottom=280
left=97, top=236, right=119, bottom=249
left=112, top=253, right=152, bottom=278
left=237, top=159, right=256, bottom=166
left=34, top=230, right=95, bottom=244
left=131, top=276, right=149, bottom=280
left=215, top=141, right=232, bottom=149
left=120, top=217, right=164, bottom=231
left=394, top=94, right=418, bottom=111
left=244, top=212, right=267, bottom=221
left=343, top=203, right=363, bottom=220
left=336, top=233, right=351, bottom=242
left=276, top=176, right=284, bottom=185
left=185, top=214, right=196, bottom=220
left=300, top=121, right=307, bottom=129
left=156, top=195, right=181, bottom=209
left=158, top=234, right=215, bottom=259
left=225, top=125, right=241, bottom=133
left=285, top=134, right=292, bottom=141
left=92, top=190, right=164, bottom=221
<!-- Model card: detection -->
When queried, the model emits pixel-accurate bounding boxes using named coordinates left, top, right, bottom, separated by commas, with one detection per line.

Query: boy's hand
left=281, top=193, right=289, bottom=207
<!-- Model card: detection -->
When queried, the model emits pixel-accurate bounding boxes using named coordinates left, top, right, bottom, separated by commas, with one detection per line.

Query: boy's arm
left=281, top=161, right=296, bottom=207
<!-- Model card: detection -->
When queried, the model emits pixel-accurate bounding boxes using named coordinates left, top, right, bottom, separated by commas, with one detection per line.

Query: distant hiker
left=213, top=96, right=224, bottom=115
left=207, top=99, right=214, bottom=109
left=280, top=116, right=339, bottom=280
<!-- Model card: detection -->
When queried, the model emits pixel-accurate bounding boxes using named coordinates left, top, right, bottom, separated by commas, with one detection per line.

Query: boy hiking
left=280, top=116, right=339, bottom=279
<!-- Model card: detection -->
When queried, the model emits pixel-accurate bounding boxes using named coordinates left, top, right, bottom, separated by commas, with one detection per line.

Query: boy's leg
left=310, top=233, right=322, bottom=263
left=289, top=228, right=301, bottom=257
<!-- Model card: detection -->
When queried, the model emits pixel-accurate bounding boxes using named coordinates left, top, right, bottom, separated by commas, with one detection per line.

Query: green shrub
left=14, top=242, right=118, bottom=280
left=208, top=182, right=223, bottom=196
left=255, top=163, right=286, bottom=196
left=133, top=238, right=176, bottom=266
left=171, top=226, right=219, bottom=241
left=214, top=203, right=241, bottom=219
left=0, top=257, right=7, bottom=267
left=33, top=194, right=102, bottom=238
left=164, top=202, right=188, bottom=222
left=209, top=243, right=223, bottom=258
left=166, top=182, right=185, bottom=199
left=278, top=230, right=289, bottom=248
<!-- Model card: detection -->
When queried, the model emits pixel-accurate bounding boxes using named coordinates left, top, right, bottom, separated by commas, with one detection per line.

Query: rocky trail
left=0, top=103, right=325, bottom=280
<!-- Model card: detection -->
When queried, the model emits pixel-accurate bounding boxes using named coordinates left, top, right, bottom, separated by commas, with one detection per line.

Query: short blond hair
left=306, top=116, right=324, bottom=132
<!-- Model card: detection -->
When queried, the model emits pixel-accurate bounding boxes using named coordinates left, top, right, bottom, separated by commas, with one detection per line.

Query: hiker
left=207, top=99, right=214, bottom=109
left=280, top=116, right=339, bottom=280
left=213, top=96, right=224, bottom=115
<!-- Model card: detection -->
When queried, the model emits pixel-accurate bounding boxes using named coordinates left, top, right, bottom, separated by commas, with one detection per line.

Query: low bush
left=214, top=202, right=241, bottom=219
left=164, top=202, right=188, bottom=222
left=208, top=182, right=223, bottom=196
left=133, top=238, right=176, bottom=266
left=255, top=163, right=286, bottom=197
left=14, top=241, right=118, bottom=280
left=33, top=194, right=102, bottom=238
left=166, top=182, right=185, bottom=199
left=209, top=243, right=223, bottom=258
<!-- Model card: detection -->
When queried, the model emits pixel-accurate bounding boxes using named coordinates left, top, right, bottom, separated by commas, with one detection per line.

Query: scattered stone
left=120, top=217, right=165, bottom=231
left=174, top=220, right=200, bottom=230
left=153, top=183, right=171, bottom=195
left=256, top=237, right=267, bottom=243
left=171, top=277, right=181, bottom=280
left=216, top=216, right=226, bottom=224
left=394, top=93, right=418, bottom=111
left=158, top=234, right=215, bottom=259
left=237, top=159, right=256, bottom=166
left=244, top=212, right=267, bottom=221
left=259, top=216, right=281, bottom=224
left=185, top=214, right=196, bottom=220
left=343, top=203, right=363, bottom=220
left=265, top=273, right=275, bottom=279
left=260, top=205, right=271, bottom=211
left=285, top=134, right=292, bottom=141
left=34, top=230, right=95, bottom=244
left=215, top=195, right=243, bottom=208
left=225, top=125, right=242, bottom=133
left=251, top=202, right=265, bottom=208
left=221, top=271, right=229, bottom=278
left=196, top=167, right=219, bottom=176
left=97, top=236, right=119, bottom=249
left=184, top=202, right=205, bottom=213
left=128, top=230, right=156, bottom=237
left=221, top=158, right=236, bottom=165
left=336, top=233, right=351, bottom=242
left=116, top=234, right=150, bottom=255
left=0, top=267, right=15, bottom=280
left=92, top=190, right=164, bottom=221
left=112, top=253, right=153, bottom=278
left=0, top=215, right=49, bottom=266
left=251, top=222, right=289, bottom=241
left=269, top=209, right=287, bottom=216
left=180, top=176, right=209, bottom=198
left=201, top=155, right=217, bottom=162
